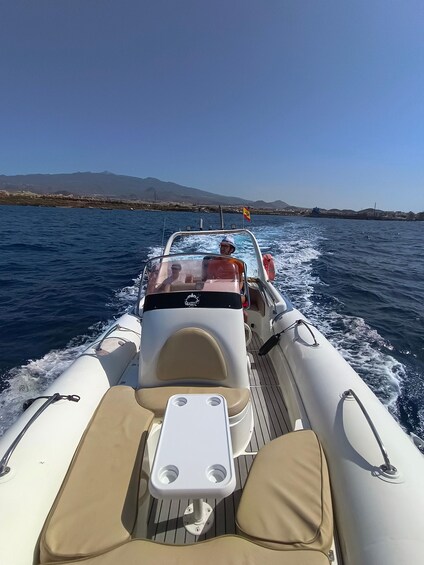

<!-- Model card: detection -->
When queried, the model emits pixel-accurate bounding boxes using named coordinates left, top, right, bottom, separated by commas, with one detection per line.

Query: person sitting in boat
left=146, top=264, right=160, bottom=294
left=207, top=236, right=244, bottom=279
left=155, top=263, right=182, bottom=292
left=220, top=235, right=236, bottom=256
left=208, top=236, right=248, bottom=319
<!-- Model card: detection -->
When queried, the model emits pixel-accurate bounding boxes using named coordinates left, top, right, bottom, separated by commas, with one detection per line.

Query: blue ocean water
left=0, top=205, right=423, bottom=437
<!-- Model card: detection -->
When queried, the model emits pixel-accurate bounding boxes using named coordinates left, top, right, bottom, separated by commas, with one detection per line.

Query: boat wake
left=0, top=344, right=83, bottom=437
left=0, top=223, right=412, bottom=437
left=255, top=223, right=405, bottom=416
left=0, top=323, right=110, bottom=437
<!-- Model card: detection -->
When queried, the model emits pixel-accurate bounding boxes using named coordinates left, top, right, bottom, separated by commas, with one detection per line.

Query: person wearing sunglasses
left=156, top=263, right=182, bottom=292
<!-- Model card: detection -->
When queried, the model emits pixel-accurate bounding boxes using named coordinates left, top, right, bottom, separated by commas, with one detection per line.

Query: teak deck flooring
left=146, top=332, right=291, bottom=543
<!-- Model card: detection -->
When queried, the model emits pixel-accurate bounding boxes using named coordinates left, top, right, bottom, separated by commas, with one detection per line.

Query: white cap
left=220, top=235, right=235, bottom=251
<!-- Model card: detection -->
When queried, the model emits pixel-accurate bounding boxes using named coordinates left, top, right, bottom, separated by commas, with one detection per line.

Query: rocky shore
left=0, top=190, right=422, bottom=221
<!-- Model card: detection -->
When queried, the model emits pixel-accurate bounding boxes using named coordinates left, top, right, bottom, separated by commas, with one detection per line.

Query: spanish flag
left=243, top=207, right=251, bottom=221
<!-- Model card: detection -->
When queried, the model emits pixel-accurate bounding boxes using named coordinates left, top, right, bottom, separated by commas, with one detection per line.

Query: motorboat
left=1, top=228, right=423, bottom=565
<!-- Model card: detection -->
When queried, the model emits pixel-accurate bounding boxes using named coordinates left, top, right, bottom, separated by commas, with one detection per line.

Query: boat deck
left=146, top=333, right=291, bottom=543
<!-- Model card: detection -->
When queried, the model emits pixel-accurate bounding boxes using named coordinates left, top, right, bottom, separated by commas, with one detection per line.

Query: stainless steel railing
left=342, top=389, right=397, bottom=475
left=0, top=393, right=80, bottom=477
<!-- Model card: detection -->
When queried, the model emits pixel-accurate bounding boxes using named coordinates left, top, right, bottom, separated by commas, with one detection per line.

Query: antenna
left=219, top=206, right=224, bottom=229
left=161, top=217, right=167, bottom=251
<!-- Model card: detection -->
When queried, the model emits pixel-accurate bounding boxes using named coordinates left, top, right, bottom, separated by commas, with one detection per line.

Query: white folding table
left=149, top=393, right=236, bottom=535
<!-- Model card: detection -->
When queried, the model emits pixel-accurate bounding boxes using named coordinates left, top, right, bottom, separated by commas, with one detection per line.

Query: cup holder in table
left=159, top=465, right=179, bottom=484
left=172, top=397, right=187, bottom=407
left=206, top=464, right=227, bottom=483
left=207, top=396, right=222, bottom=407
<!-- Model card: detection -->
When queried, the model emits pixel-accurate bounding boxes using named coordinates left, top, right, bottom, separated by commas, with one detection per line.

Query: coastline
left=0, top=191, right=422, bottom=221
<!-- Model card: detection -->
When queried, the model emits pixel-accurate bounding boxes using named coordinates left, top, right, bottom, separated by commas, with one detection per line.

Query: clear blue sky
left=1, top=1, right=423, bottom=211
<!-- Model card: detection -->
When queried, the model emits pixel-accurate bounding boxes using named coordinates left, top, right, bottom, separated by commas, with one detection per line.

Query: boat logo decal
left=185, top=293, right=200, bottom=307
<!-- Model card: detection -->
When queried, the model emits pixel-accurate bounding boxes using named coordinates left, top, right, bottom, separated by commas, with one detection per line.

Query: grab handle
left=259, top=319, right=319, bottom=356
left=342, top=389, right=397, bottom=475
left=0, top=393, right=80, bottom=477
left=94, top=324, right=140, bottom=352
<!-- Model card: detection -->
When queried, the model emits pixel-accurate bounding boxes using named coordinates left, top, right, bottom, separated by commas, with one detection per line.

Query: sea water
left=0, top=205, right=423, bottom=437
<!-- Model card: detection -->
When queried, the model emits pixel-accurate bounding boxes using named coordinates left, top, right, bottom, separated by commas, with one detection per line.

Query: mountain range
left=0, top=172, right=290, bottom=209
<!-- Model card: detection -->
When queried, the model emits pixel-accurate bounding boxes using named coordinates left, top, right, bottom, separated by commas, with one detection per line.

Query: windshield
left=144, top=254, right=244, bottom=296
left=166, top=232, right=261, bottom=279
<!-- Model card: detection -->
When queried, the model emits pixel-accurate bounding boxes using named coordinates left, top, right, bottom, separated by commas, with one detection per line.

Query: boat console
left=137, top=254, right=253, bottom=456
left=138, top=255, right=249, bottom=386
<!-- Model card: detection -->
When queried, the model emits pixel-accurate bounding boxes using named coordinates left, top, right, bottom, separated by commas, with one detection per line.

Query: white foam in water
left=111, top=273, right=142, bottom=311
left=318, top=312, right=403, bottom=409
left=108, top=245, right=165, bottom=312
left=0, top=345, right=83, bottom=437
left=0, top=321, right=112, bottom=437
left=265, top=222, right=405, bottom=414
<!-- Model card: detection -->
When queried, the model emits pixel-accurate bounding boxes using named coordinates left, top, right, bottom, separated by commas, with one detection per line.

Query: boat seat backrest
left=139, top=308, right=249, bottom=388
left=156, top=327, right=227, bottom=382
left=236, top=430, right=333, bottom=554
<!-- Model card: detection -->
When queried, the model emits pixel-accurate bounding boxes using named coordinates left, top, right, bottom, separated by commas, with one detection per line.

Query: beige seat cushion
left=236, top=430, right=333, bottom=553
left=39, top=386, right=154, bottom=563
left=136, top=386, right=250, bottom=418
left=54, top=536, right=331, bottom=565
left=156, top=327, right=227, bottom=381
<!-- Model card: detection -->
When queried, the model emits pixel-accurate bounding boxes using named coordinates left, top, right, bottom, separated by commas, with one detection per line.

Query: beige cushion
left=54, top=537, right=331, bottom=565
left=236, top=430, right=333, bottom=553
left=136, top=386, right=250, bottom=418
left=39, top=386, right=154, bottom=563
left=156, top=327, right=227, bottom=381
